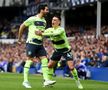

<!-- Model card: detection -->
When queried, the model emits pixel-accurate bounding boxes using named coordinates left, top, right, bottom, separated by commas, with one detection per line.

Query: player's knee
left=48, top=64, right=53, bottom=68
left=67, top=61, right=74, bottom=70
left=48, top=63, right=54, bottom=68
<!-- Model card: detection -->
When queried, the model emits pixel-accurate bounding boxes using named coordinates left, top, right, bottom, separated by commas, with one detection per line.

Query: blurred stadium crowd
left=0, top=0, right=108, bottom=79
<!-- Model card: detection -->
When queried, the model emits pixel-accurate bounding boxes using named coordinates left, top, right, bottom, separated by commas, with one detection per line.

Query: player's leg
left=38, top=45, right=56, bottom=86
left=22, top=58, right=33, bottom=88
left=43, top=51, right=62, bottom=86
left=48, top=50, right=62, bottom=78
left=53, top=62, right=58, bottom=77
left=64, top=51, right=83, bottom=89
left=67, top=60, right=83, bottom=89
left=47, top=59, right=57, bottom=79
left=22, top=44, right=35, bottom=88
left=40, top=57, right=56, bottom=86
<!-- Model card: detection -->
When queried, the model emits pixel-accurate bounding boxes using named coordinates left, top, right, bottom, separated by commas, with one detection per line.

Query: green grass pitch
left=0, top=73, right=108, bottom=90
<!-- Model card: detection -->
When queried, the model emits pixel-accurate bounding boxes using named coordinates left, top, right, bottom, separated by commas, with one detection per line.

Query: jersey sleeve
left=43, top=27, right=64, bottom=36
left=23, top=17, right=33, bottom=27
left=52, top=28, right=64, bottom=36
left=43, top=28, right=53, bottom=36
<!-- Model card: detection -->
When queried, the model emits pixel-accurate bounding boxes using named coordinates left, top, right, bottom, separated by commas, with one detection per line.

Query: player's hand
left=35, top=30, right=43, bottom=36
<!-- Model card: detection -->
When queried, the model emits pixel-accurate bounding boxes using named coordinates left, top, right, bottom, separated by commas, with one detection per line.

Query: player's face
left=52, top=17, right=60, bottom=27
left=43, top=6, right=49, bottom=15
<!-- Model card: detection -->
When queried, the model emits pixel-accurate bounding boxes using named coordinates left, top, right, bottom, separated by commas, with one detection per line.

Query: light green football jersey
left=24, top=15, right=46, bottom=45
left=43, top=26, right=71, bottom=50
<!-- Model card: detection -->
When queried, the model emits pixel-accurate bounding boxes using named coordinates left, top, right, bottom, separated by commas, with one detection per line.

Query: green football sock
left=71, top=68, right=79, bottom=81
left=48, top=67, right=53, bottom=80
left=23, top=60, right=32, bottom=82
left=41, top=58, right=53, bottom=81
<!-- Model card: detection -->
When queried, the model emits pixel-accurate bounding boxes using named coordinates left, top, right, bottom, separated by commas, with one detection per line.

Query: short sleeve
left=23, top=17, right=33, bottom=27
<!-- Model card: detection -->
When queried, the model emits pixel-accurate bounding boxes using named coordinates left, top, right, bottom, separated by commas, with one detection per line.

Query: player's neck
left=53, top=26, right=60, bottom=29
left=37, top=13, right=44, bottom=18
